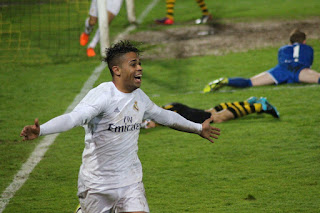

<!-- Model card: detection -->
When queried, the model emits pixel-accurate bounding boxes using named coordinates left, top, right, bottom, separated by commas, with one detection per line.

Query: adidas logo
left=114, top=107, right=120, bottom=113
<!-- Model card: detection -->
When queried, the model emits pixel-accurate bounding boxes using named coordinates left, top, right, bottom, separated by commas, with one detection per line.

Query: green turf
left=1, top=0, right=320, bottom=212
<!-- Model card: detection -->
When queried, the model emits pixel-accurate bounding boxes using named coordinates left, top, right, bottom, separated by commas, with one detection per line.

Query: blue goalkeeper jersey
left=278, top=43, right=313, bottom=72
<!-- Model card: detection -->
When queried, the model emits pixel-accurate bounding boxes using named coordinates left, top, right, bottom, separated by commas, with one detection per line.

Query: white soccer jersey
left=76, top=82, right=154, bottom=193
left=39, top=82, right=202, bottom=194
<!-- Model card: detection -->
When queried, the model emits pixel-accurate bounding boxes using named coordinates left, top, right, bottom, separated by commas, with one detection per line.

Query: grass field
left=1, top=0, right=320, bottom=212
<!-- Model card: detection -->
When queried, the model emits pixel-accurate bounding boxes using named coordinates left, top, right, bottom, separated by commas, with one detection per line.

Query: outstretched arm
left=20, top=113, right=78, bottom=141
left=19, top=101, right=102, bottom=140
left=20, top=85, right=107, bottom=141
left=20, top=118, right=40, bottom=141
left=147, top=106, right=221, bottom=143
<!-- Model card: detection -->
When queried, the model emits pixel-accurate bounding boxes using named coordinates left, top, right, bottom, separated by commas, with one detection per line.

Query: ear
left=303, top=40, right=306, bottom=44
left=112, top=66, right=121, bottom=76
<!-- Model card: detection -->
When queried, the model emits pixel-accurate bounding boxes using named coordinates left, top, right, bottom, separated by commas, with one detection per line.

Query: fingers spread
left=210, top=134, right=219, bottom=139
left=211, top=130, right=220, bottom=135
left=207, top=137, right=214, bottom=143
left=211, top=126, right=221, bottom=132
left=20, top=127, right=27, bottom=137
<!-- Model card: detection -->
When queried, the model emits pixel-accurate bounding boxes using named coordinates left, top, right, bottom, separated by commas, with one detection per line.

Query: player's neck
left=112, top=80, right=135, bottom=94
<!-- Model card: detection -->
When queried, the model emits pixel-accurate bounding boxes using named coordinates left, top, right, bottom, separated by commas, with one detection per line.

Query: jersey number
left=293, top=45, right=300, bottom=62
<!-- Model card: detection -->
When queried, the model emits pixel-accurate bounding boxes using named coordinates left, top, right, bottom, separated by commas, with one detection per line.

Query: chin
left=130, top=85, right=140, bottom=92
left=135, top=83, right=142, bottom=88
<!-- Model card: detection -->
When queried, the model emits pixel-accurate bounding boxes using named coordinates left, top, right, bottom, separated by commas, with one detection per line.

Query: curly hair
left=103, top=40, right=141, bottom=76
left=289, top=29, right=306, bottom=44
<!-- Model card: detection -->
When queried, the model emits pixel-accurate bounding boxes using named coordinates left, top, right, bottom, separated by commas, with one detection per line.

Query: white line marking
left=0, top=0, right=159, bottom=211
left=136, top=0, right=160, bottom=24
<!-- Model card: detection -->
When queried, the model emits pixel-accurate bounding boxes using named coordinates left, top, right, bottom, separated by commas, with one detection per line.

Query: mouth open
left=134, top=75, right=142, bottom=83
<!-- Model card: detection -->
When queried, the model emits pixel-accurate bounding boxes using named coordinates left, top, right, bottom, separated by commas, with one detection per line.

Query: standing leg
left=80, top=0, right=99, bottom=46
left=86, top=29, right=100, bottom=57
left=155, top=0, right=175, bottom=25
left=194, top=0, right=213, bottom=24
left=126, top=0, right=136, bottom=24
left=86, top=11, right=116, bottom=57
left=80, top=16, right=97, bottom=46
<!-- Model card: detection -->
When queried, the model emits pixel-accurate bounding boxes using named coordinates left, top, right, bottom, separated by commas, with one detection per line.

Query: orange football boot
left=155, top=17, right=174, bottom=25
left=80, top=33, right=89, bottom=46
left=87, top=48, right=96, bottom=57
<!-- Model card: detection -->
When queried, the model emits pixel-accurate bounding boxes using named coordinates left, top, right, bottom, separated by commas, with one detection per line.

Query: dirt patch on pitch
left=123, top=18, right=320, bottom=59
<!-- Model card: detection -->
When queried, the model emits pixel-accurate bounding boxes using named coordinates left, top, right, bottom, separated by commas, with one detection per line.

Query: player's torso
left=80, top=84, right=148, bottom=187
left=278, top=43, right=313, bottom=68
left=88, top=86, right=147, bottom=150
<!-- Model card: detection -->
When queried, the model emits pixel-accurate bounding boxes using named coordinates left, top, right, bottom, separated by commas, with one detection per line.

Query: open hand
left=200, top=117, right=220, bottom=143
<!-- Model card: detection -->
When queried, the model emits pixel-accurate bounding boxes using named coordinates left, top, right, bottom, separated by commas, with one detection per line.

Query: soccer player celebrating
left=142, top=96, right=279, bottom=129
left=203, top=29, right=320, bottom=93
left=80, top=0, right=124, bottom=57
left=155, top=0, right=213, bottom=25
left=20, top=41, right=220, bottom=213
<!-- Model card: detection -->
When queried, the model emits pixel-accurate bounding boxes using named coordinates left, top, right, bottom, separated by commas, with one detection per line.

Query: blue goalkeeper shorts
left=267, top=64, right=308, bottom=84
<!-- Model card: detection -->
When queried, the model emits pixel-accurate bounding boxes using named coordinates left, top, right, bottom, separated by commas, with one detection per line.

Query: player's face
left=119, top=52, right=143, bottom=93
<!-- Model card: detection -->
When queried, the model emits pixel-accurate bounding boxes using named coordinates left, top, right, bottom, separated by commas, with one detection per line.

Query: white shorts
left=89, top=0, right=124, bottom=17
left=78, top=182, right=150, bottom=213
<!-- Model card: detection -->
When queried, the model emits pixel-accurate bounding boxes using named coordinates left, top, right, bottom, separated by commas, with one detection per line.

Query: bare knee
left=250, top=72, right=275, bottom=86
left=89, top=16, right=98, bottom=26
left=108, top=11, right=116, bottom=24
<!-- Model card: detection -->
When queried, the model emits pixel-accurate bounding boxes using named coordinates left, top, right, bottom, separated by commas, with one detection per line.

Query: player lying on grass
left=203, top=29, right=320, bottom=93
left=142, top=96, right=279, bottom=129
left=155, top=0, right=213, bottom=25
left=20, top=40, right=220, bottom=213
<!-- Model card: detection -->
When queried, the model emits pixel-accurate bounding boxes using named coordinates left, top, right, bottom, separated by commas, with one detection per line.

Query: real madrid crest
left=133, top=101, right=139, bottom=111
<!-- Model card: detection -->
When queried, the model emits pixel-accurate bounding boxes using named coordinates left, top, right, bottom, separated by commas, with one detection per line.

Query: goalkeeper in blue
left=203, top=29, right=320, bottom=93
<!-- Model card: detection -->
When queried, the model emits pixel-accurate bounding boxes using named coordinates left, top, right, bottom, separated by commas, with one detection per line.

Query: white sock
left=88, top=29, right=100, bottom=48
left=84, top=17, right=94, bottom=34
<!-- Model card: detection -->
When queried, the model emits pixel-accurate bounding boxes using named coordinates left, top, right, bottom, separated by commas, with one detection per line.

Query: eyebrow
left=129, top=59, right=141, bottom=63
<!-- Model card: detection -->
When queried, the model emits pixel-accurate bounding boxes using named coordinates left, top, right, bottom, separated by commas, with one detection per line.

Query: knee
left=89, top=16, right=97, bottom=25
